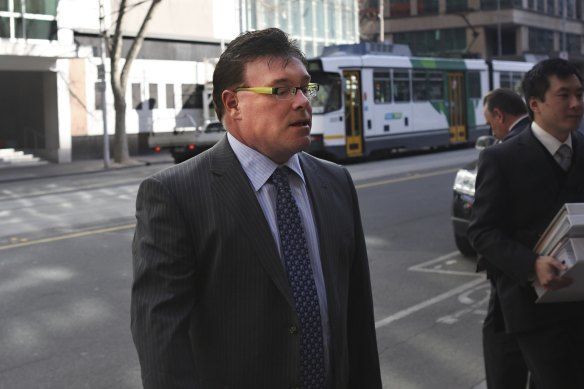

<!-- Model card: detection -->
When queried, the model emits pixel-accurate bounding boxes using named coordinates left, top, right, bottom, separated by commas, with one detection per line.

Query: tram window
left=500, top=72, right=524, bottom=94
left=467, top=71, right=481, bottom=99
left=393, top=70, right=411, bottom=102
left=428, top=71, right=444, bottom=100
left=413, top=70, right=428, bottom=101
left=374, top=71, right=392, bottom=103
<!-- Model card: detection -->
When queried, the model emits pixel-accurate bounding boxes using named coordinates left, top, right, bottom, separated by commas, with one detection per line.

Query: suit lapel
left=299, top=154, right=337, bottom=303
left=209, top=137, right=294, bottom=306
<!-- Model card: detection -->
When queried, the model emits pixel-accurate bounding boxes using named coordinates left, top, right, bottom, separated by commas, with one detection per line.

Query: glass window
left=499, top=72, right=524, bottom=93
left=0, top=17, right=10, bottom=37
left=181, top=84, right=197, bottom=109
left=393, top=70, right=411, bottom=102
left=418, top=0, right=439, bottom=14
left=166, top=84, right=175, bottom=109
left=15, top=18, right=56, bottom=39
left=446, top=0, right=467, bottom=12
left=22, top=0, right=58, bottom=15
left=0, top=0, right=8, bottom=11
left=467, top=72, right=481, bottom=99
left=428, top=71, right=444, bottom=100
left=315, top=1, right=324, bottom=37
left=390, top=0, right=411, bottom=16
left=546, top=0, right=555, bottom=14
left=394, top=29, right=465, bottom=56
left=148, top=84, right=158, bottom=109
left=373, top=71, right=392, bottom=103
left=560, top=33, right=581, bottom=53
left=413, top=70, right=428, bottom=101
left=132, top=83, right=142, bottom=110
left=529, top=27, right=553, bottom=52
left=480, top=0, right=515, bottom=9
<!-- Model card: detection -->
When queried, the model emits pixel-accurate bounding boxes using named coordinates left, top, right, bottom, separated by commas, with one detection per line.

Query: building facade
left=0, top=0, right=358, bottom=163
left=361, top=0, right=584, bottom=61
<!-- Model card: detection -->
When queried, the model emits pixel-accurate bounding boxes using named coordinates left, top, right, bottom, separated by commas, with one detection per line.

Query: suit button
left=289, top=325, right=298, bottom=334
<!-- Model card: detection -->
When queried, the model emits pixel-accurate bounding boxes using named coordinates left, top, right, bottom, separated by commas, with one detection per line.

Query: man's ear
left=222, top=90, right=240, bottom=118
left=493, top=108, right=505, bottom=123
left=528, top=97, right=540, bottom=115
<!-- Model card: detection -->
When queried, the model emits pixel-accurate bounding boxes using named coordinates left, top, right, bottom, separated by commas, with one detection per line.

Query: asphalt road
left=0, top=147, right=489, bottom=389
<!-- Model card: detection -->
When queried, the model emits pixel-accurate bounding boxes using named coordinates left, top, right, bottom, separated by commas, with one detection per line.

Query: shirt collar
left=227, top=132, right=305, bottom=192
left=531, top=121, right=572, bottom=156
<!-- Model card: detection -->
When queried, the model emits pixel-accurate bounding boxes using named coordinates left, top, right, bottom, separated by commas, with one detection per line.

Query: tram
left=306, top=45, right=534, bottom=160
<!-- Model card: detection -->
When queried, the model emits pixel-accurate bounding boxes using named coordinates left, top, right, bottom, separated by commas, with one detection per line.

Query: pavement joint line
left=355, top=168, right=458, bottom=189
left=0, top=223, right=136, bottom=251
left=375, top=277, right=487, bottom=329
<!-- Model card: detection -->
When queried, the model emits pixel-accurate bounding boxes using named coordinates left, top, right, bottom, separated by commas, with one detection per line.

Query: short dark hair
left=483, top=88, right=527, bottom=117
left=521, top=58, right=583, bottom=119
left=212, top=28, right=307, bottom=122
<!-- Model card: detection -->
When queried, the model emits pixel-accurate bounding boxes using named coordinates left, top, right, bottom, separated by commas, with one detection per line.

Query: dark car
left=451, top=136, right=497, bottom=257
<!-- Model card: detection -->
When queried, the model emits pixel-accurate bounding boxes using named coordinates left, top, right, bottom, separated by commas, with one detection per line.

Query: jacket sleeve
left=131, top=176, right=198, bottom=389
left=468, top=148, right=538, bottom=285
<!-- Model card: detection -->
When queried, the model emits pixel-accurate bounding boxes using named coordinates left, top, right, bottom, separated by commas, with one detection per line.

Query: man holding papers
left=469, top=58, right=584, bottom=389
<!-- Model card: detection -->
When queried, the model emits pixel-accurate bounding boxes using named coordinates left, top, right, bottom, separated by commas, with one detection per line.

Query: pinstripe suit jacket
left=131, top=135, right=382, bottom=389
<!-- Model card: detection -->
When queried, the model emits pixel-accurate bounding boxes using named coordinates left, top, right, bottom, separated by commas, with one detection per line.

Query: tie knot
left=555, top=144, right=572, bottom=171
left=557, top=144, right=572, bottom=157
left=271, top=167, right=290, bottom=188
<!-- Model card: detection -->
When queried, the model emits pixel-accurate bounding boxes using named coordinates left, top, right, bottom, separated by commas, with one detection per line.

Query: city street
left=0, top=147, right=489, bottom=389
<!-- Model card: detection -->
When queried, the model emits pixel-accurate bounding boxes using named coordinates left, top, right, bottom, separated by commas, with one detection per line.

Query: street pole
left=99, top=0, right=110, bottom=168
left=379, top=0, right=384, bottom=42
left=497, top=0, right=502, bottom=57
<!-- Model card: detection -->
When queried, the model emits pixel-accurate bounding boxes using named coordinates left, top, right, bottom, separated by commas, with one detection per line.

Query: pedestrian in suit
left=469, top=58, right=584, bottom=389
left=131, top=27, right=382, bottom=389
left=479, top=88, right=533, bottom=389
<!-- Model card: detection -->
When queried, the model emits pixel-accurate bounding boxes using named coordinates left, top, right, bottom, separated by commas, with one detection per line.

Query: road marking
left=0, top=224, right=135, bottom=251
left=409, top=251, right=480, bottom=276
left=355, top=168, right=457, bottom=189
left=375, top=277, right=487, bottom=329
left=436, top=283, right=490, bottom=324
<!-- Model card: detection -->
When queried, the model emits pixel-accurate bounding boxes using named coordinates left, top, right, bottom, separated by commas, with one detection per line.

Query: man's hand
left=534, top=255, right=572, bottom=291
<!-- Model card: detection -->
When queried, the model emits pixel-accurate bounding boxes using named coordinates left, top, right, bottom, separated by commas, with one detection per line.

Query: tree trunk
left=112, top=87, right=130, bottom=163
left=106, top=0, right=163, bottom=164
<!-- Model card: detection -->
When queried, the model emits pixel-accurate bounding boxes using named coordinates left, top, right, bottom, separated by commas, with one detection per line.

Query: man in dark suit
left=469, top=58, right=584, bottom=389
left=479, top=88, right=533, bottom=389
left=483, top=88, right=530, bottom=142
left=131, top=28, right=382, bottom=389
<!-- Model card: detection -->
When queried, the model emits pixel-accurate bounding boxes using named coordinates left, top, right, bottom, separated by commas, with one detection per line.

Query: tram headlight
left=453, top=169, right=476, bottom=197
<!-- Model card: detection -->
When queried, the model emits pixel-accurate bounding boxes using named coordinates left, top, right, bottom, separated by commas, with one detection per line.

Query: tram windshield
left=310, top=72, right=342, bottom=114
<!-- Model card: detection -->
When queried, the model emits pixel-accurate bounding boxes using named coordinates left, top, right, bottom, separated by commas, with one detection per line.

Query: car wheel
left=455, top=234, right=476, bottom=257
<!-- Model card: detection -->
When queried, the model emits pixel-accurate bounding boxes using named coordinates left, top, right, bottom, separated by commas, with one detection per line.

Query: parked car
left=451, top=135, right=497, bottom=257
left=148, top=121, right=226, bottom=163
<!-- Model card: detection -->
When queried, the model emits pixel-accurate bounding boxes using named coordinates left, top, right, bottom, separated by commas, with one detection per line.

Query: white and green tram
left=307, top=47, right=533, bottom=160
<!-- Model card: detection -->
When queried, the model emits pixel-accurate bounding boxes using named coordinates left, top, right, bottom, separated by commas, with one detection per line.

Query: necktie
left=555, top=144, right=572, bottom=171
left=271, top=167, right=325, bottom=389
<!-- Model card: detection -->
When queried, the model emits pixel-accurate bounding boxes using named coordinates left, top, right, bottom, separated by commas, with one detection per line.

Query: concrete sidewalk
left=0, top=153, right=173, bottom=183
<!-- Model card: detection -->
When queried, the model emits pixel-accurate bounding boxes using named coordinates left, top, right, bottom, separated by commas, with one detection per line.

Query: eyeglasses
left=235, top=83, right=320, bottom=101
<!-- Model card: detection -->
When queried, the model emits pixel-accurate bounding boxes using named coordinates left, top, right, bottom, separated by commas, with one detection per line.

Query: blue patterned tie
left=271, top=167, right=325, bottom=389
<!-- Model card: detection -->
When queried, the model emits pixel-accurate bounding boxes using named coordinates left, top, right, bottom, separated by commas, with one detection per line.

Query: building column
left=43, top=59, right=72, bottom=163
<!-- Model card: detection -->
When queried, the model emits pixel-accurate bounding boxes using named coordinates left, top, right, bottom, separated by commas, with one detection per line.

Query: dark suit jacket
left=502, top=116, right=530, bottom=142
left=469, top=127, right=584, bottom=334
left=131, top=136, right=382, bottom=389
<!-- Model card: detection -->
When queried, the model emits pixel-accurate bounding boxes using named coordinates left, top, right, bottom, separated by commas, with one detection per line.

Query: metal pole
left=99, top=0, right=110, bottom=168
left=379, top=0, right=384, bottom=42
left=497, top=0, right=502, bottom=57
